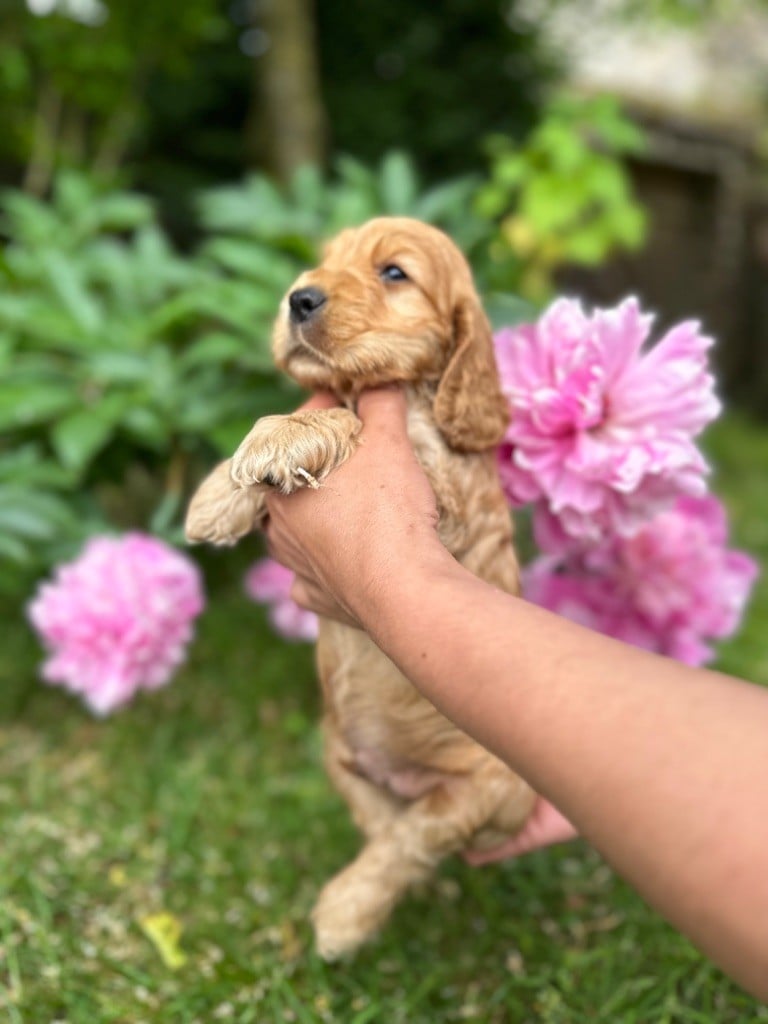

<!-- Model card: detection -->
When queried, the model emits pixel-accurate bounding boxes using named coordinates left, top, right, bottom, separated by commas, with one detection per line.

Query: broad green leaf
left=0, top=446, right=73, bottom=488
left=50, top=400, right=125, bottom=473
left=88, top=351, right=152, bottom=383
left=484, top=293, right=536, bottom=332
left=414, top=176, right=480, bottom=225
left=0, top=191, right=59, bottom=245
left=122, top=406, right=169, bottom=448
left=379, top=151, right=419, bottom=214
left=41, top=250, right=103, bottom=333
left=179, top=332, right=248, bottom=367
left=202, top=237, right=297, bottom=289
left=0, top=531, right=30, bottom=564
left=207, top=413, right=264, bottom=456
left=0, top=377, right=75, bottom=430
left=93, top=192, right=155, bottom=232
left=0, top=493, right=66, bottom=542
left=149, top=490, right=182, bottom=535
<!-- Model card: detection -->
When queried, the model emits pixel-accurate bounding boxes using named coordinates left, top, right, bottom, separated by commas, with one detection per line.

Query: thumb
left=356, top=386, right=409, bottom=435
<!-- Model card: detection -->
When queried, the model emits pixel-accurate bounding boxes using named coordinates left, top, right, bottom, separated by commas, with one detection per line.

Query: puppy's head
left=272, top=217, right=508, bottom=452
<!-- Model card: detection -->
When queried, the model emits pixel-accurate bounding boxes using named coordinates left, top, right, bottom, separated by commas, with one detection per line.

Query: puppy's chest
left=404, top=400, right=476, bottom=545
left=403, top=397, right=512, bottom=566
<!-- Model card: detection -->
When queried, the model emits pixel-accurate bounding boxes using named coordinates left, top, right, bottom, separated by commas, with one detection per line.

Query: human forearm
left=359, top=547, right=768, bottom=999
left=263, top=388, right=768, bottom=997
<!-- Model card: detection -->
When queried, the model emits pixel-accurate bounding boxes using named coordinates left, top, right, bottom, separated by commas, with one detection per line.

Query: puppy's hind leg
left=311, top=764, right=532, bottom=960
left=323, top=721, right=402, bottom=841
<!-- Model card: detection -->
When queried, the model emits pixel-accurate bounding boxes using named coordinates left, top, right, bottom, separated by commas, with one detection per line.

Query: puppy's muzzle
left=289, top=286, right=327, bottom=324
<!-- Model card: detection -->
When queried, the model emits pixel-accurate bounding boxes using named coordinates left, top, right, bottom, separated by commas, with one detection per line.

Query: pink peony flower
left=244, top=558, right=318, bottom=642
left=27, top=533, right=205, bottom=716
left=495, top=297, right=721, bottom=545
left=523, top=495, right=758, bottom=666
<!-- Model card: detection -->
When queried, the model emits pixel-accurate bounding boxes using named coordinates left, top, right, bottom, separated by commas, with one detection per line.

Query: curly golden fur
left=185, top=217, right=535, bottom=959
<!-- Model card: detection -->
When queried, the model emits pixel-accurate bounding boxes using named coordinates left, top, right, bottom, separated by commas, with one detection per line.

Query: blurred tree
left=313, top=0, right=557, bottom=180
left=0, top=0, right=226, bottom=194
left=0, top=0, right=558, bottom=200
left=245, top=0, right=326, bottom=180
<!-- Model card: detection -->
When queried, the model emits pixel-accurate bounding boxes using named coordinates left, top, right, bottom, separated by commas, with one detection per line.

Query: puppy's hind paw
left=311, top=871, right=391, bottom=961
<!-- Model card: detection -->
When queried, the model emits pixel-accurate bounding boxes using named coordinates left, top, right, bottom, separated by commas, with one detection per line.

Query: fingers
left=291, top=575, right=360, bottom=628
left=290, top=576, right=316, bottom=610
left=296, top=390, right=340, bottom=413
left=463, top=801, right=577, bottom=866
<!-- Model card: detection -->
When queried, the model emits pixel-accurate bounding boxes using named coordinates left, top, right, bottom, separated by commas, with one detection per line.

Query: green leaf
left=88, top=351, right=152, bottom=384
left=413, top=176, right=480, bottom=226
left=202, top=237, right=297, bottom=289
left=149, top=490, right=183, bottom=535
left=50, top=402, right=123, bottom=473
left=379, top=151, right=419, bottom=214
left=93, top=192, right=155, bottom=232
left=0, top=190, right=59, bottom=245
left=562, top=229, right=611, bottom=266
left=41, top=250, right=103, bottom=333
left=0, top=531, right=30, bottom=564
left=494, top=153, right=528, bottom=189
left=122, top=406, right=169, bottom=448
left=484, top=292, right=536, bottom=331
left=179, top=332, right=248, bottom=367
left=0, top=492, right=65, bottom=542
left=0, top=377, right=75, bottom=430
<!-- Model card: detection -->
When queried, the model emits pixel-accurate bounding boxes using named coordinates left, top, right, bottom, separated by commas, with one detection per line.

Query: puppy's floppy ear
left=433, top=292, right=509, bottom=452
left=185, top=460, right=266, bottom=547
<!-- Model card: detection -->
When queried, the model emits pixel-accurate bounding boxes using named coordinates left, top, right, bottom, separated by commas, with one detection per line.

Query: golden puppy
left=186, top=218, right=535, bottom=958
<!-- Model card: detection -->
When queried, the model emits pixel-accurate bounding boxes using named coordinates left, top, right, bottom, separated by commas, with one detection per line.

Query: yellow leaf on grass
left=108, top=865, right=127, bottom=887
left=139, top=912, right=187, bottom=970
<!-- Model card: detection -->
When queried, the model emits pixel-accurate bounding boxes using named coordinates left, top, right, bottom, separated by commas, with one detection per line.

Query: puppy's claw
left=294, top=467, right=320, bottom=489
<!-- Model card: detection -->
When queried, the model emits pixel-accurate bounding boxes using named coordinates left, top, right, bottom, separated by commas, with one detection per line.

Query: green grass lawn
left=1, top=412, right=767, bottom=1024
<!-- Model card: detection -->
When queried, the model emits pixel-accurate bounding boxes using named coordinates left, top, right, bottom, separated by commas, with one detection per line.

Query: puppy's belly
left=318, top=620, right=485, bottom=793
left=347, top=747, right=453, bottom=800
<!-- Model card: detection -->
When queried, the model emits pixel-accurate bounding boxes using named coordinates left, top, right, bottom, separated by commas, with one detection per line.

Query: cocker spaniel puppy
left=186, top=218, right=535, bottom=958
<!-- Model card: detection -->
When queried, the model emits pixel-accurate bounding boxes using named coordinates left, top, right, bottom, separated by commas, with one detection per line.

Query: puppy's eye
left=380, top=264, right=408, bottom=283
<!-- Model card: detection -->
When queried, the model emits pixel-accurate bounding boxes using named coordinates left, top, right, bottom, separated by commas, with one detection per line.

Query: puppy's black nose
left=289, top=286, right=327, bottom=323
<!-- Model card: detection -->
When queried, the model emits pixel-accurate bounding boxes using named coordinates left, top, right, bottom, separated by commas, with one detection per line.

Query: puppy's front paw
left=185, top=459, right=267, bottom=545
left=230, top=409, right=361, bottom=494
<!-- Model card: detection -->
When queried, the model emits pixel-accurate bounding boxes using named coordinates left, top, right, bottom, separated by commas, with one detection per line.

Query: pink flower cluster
left=523, top=496, right=758, bottom=666
left=244, top=558, right=318, bottom=642
left=495, top=296, right=757, bottom=664
left=28, top=533, right=204, bottom=715
left=494, top=297, right=721, bottom=546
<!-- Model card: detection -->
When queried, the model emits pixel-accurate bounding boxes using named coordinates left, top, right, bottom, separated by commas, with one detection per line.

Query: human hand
left=264, top=387, right=441, bottom=628
left=463, top=797, right=577, bottom=865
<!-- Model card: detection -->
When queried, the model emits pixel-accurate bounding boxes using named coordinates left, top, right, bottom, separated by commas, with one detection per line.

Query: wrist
left=350, top=533, right=458, bottom=637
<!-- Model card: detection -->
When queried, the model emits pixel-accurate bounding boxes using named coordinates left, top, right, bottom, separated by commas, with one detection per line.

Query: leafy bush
left=1, top=121, right=646, bottom=596
left=0, top=172, right=297, bottom=592
left=198, top=151, right=488, bottom=265
left=0, top=156, right=486, bottom=592
left=476, top=94, right=647, bottom=300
